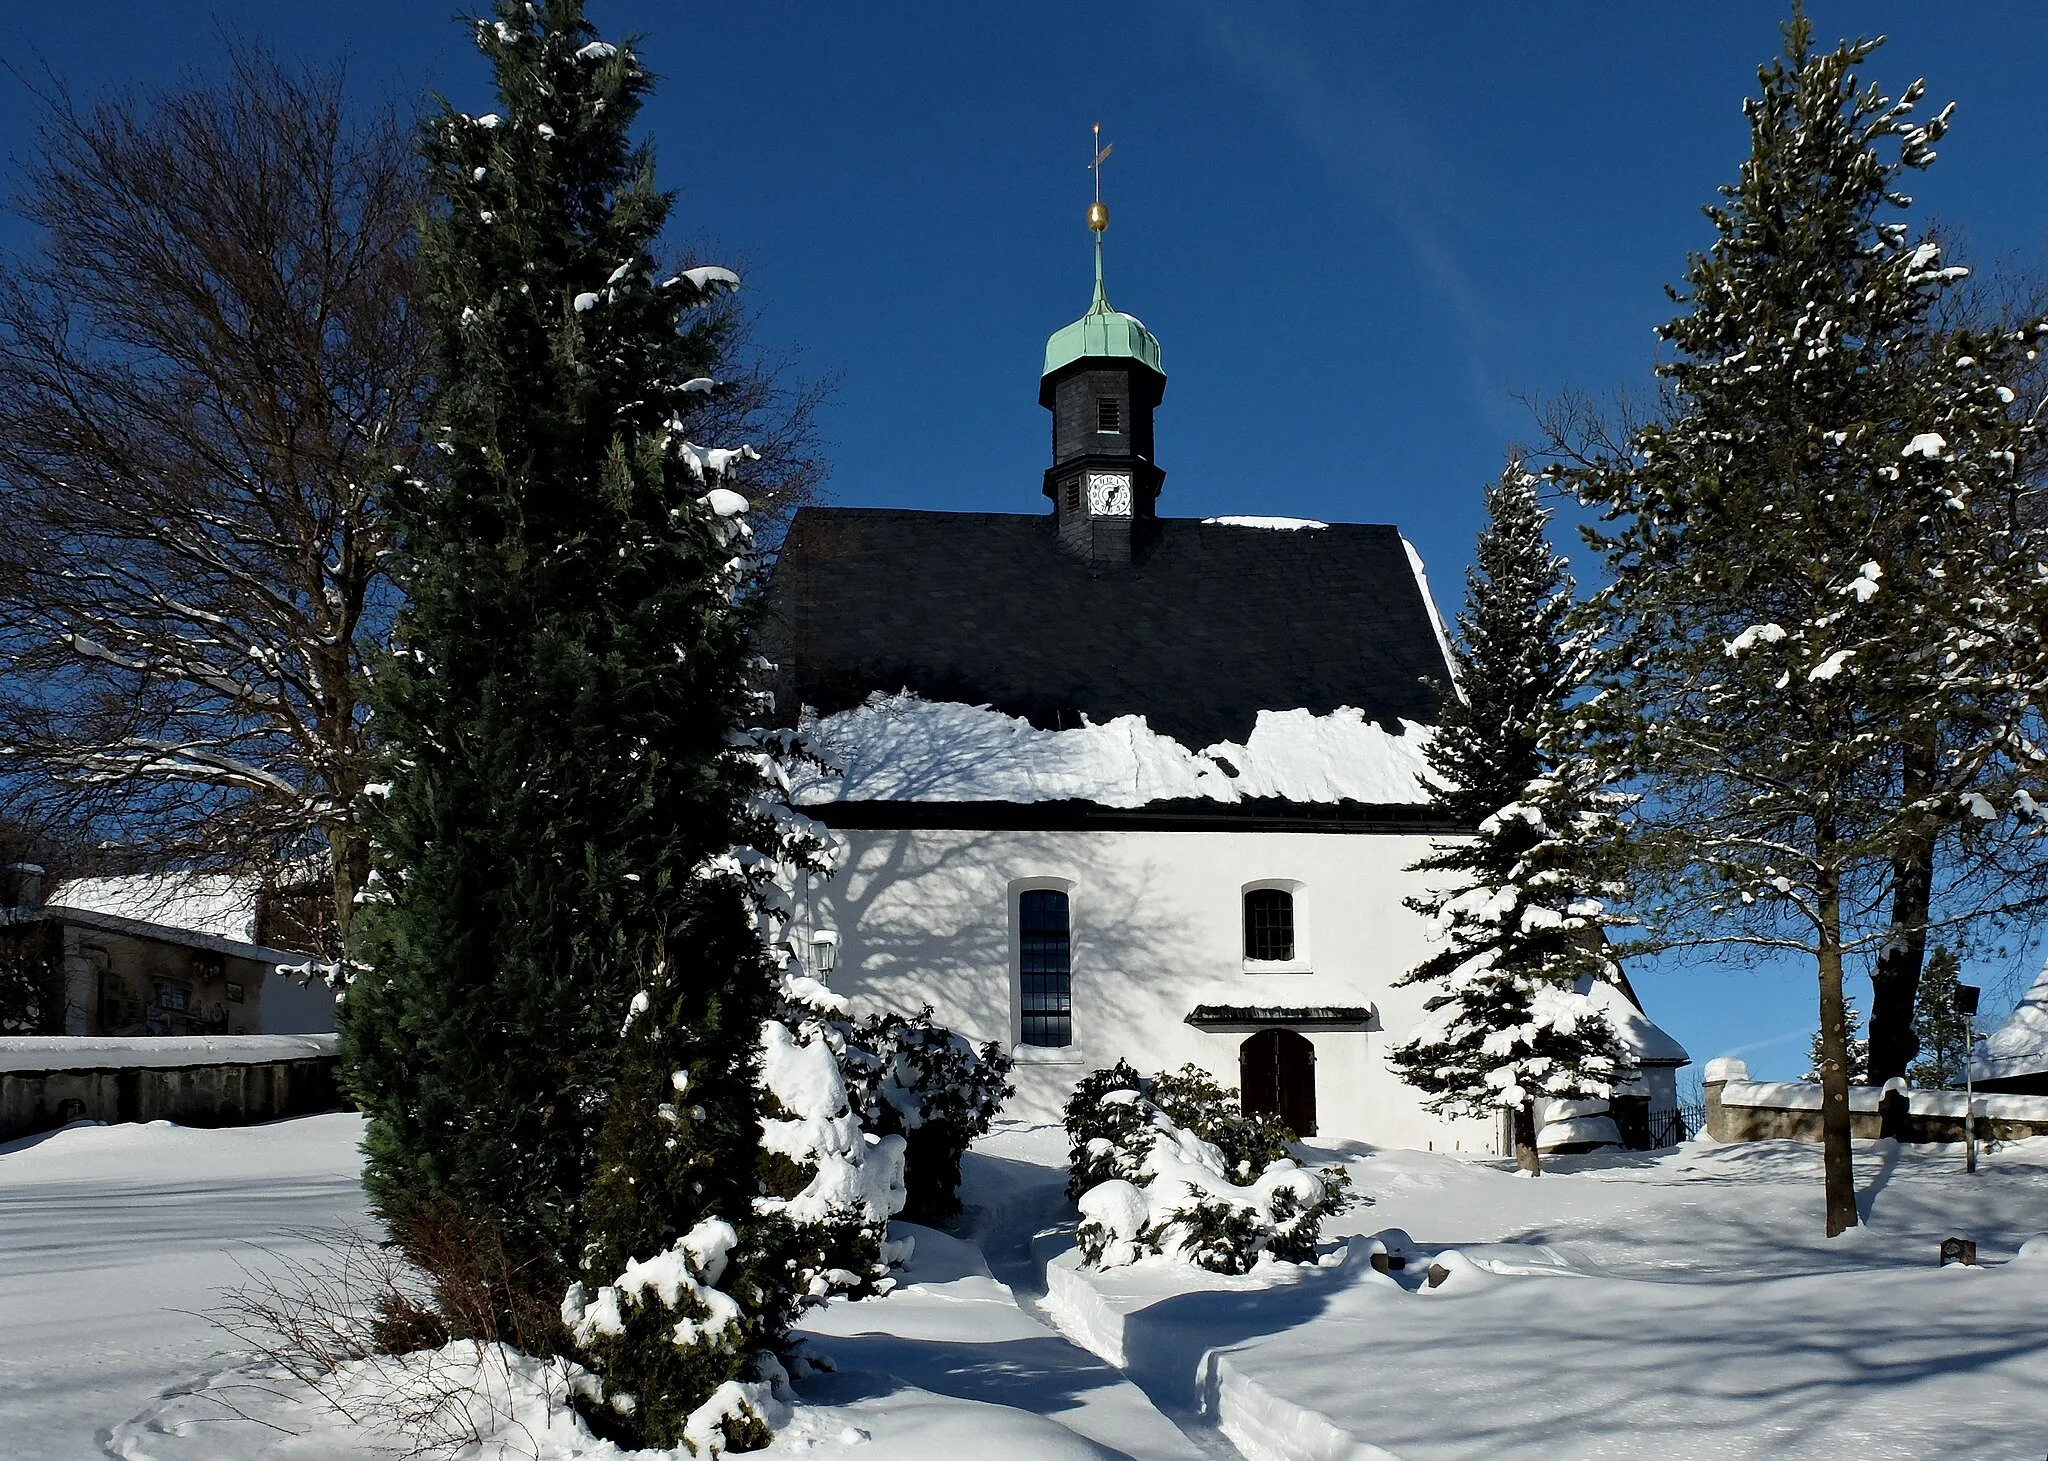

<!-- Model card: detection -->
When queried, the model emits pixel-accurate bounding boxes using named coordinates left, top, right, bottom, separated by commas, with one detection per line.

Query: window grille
left=1063, top=477, right=1081, bottom=513
left=1243, top=888, right=1296, bottom=962
left=1019, top=889, right=1072, bottom=1047
left=1096, top=396, right=1122, bottom=432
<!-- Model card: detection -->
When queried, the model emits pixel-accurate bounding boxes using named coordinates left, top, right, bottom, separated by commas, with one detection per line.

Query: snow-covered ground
left=1048, top=1138, right=2048, bottom=1460
left=0, top=1114, right=369, bottom=1459
left=6, top=1113, right=2048, bottom=1459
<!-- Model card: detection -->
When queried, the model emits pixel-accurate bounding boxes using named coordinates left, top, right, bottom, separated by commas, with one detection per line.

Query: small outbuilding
left=0, top=864, right=334, bottom=1037
left=1970, top=960, right=2048, bottom=1096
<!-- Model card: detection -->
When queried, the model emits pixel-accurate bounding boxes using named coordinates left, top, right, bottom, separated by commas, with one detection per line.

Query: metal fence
left=1644, top=1108, right=1689, bottom=1150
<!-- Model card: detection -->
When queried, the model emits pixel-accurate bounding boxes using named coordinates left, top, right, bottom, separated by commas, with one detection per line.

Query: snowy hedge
left=1064, top=1062, right=1353, bottom=1275
left=756, top=976, right=909, bottom=1305
left=759, top=974, right=1012, bottom=1295
left=841, top=1005, right=1013, bottom=1224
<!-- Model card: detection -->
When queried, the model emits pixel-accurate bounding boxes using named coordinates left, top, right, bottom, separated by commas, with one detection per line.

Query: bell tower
left=1041, top=125, right=1165, bottom=563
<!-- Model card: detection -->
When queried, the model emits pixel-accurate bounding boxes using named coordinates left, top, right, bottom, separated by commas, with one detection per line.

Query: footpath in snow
left=8, top=1112, right=2048, bottom=1459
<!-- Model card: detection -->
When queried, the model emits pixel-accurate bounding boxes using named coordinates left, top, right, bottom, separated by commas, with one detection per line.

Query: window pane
left=1244, top=888, right=1295, bottom=962
left=1019, top=890, right=1071, bottom=1047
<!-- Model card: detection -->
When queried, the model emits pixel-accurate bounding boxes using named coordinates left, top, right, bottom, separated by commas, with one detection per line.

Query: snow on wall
left=1974, top=959, right=2048, bottom=1083
left=1718, top=1078, right=2048, bottom=1124
left=0, top=1034, right=336, bottom=1073
left=792, top=693, right=1434, bottom=808
left=48, top=875, right=260, bottom=945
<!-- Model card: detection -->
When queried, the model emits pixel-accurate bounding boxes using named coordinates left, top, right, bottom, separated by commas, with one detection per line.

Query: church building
left=765, top=196, right=1686, bottom=1152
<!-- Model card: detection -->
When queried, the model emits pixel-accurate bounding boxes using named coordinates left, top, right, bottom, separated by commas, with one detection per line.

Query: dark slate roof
left=763, top=508, right=1452, bottom=748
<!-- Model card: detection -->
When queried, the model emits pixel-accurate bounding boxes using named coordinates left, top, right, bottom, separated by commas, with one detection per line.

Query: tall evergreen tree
left=1561, top=14, right=2044, bottom=1234
left=1907, top=947, right=1972, bottom=1088
left=1388, top=464, right=1634, bottom=1173
left=1805, top=996, right=1868, bottom=1083
left=1423, top=460, right=1575, bottom=825
left=340, top=0, right=774, bottom=1376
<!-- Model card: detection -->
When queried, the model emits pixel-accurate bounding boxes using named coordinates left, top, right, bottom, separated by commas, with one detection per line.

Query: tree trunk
left=1867, top=749, right=1937, bottom=1085
left=1513, top=1100, right=1542, bottom=1175
left=1816, top=865, right=1860, bottom=1236
left=326, top=823, right=365, bottom=959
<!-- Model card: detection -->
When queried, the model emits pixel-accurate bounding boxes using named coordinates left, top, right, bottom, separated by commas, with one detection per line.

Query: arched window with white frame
left=1242, top=879, right=1309, bottom=972
left=1018, top=887, right=1072, bottom=1047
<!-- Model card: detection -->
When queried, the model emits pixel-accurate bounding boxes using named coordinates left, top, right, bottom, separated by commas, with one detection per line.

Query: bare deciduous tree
left=0, top=50, right=427, bottom=952
left=0, top=49, right=831, bottom=961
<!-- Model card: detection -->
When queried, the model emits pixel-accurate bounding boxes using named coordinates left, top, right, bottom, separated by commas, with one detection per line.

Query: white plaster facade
left=798, top=821, right=1500, bottom=1152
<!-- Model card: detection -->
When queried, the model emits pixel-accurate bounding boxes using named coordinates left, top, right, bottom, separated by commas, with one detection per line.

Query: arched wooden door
left=1239, top=1028, right=1317, bottom=1138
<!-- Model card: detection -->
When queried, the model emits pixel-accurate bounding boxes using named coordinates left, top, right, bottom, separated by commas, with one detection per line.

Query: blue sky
left=5, top=3, right=2045, bottom=1078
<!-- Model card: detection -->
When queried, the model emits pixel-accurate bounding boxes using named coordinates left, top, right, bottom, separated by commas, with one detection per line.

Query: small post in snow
left=1956, top=983, right=1981, bottom=1174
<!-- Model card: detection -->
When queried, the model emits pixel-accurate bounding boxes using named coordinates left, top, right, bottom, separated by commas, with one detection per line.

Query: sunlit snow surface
left=1199, top=515, right=1329, bottom=530
left=0, top=1115, right=370, bottom=1460
left=794, top=693, right=1435, bottom=807
left=45, top=872, right=262, bottom=943
left=12, top=1116, right=2048, bottom=1458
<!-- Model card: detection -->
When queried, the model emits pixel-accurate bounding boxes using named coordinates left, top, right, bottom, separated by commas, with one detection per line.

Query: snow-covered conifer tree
left=1805, top=997, right=1868, bottom=1084
left=1387, top=464, right=1634, bottom=1173
left=1417, top=460, right=1574, bottom=826
left=1907, top=948, right=1972, bottom=1088
left=1560, top=17, right=2046, bottom=1234
left=341, top=6, right=786, bottom=1436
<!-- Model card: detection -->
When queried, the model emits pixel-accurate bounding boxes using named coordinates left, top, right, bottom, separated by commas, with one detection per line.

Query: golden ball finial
left=1088, top=200, right=1110, bottom=233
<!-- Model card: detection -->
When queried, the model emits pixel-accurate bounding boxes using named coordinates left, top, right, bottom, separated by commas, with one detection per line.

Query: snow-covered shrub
left=1064, top=1063, right=1352, bottom=1275
left=561, top=1219, right=792, bottom=1453
left=1064, top=1062, right=1294, bottom=1200
left=844, top=1005, right=1013, bottom=1223
left=757, top=976, right=907, bottom=1305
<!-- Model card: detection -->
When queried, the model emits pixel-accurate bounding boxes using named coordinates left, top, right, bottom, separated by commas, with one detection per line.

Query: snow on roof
left=47, top=873, right=261, bottom=946
left=1578, top=976, right=1690, bottom=1067
left=1402, top=536, right=1459, bottom=690
left=792, top=693, right=1433, bottom=808
left=1972, top=960, right=2048, bottom=1083
left=1199, top=515, right=1328, bottom=531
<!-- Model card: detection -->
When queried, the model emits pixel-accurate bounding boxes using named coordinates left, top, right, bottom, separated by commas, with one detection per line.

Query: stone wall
left=0, top=1035, right=342, bottom=1140
left=1703, top=1056, right=2048, bottom=1145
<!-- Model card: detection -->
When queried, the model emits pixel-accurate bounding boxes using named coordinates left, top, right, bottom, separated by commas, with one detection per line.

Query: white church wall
left=797, top=823, right=1499, bottom=1153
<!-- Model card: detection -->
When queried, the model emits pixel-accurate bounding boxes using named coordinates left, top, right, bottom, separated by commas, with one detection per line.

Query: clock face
left=1087, top=472, right=1133, bottom=517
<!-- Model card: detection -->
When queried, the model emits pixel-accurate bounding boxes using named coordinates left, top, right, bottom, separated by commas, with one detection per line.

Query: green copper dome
left=1042, top=266, right=1163, bottom=379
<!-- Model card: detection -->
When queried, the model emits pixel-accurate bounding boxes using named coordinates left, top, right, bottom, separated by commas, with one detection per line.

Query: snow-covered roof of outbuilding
left=42, top=873, right=291, bottom=963
left=50, top=874, right=259, bottom=943
left=1579, top=975, right=1689, bottom=1068
left=765, top=508, right=1454, bottom=756
left=1972, top=961, right=2048, bottom=1084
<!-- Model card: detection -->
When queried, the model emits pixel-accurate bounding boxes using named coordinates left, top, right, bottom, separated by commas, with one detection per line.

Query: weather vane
left=1088, top=123, right=1112, bottom=234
